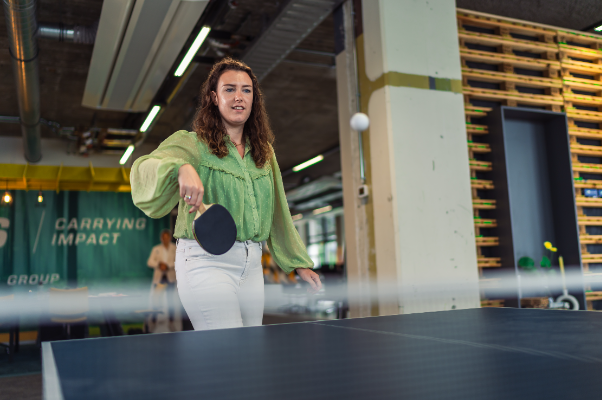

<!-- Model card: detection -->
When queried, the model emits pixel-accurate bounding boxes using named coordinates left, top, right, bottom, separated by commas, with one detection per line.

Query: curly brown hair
left=192, top=57, right=274, bottom=168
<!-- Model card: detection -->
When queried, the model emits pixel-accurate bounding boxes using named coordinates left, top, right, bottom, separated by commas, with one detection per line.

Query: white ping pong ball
left=350, top=112, right=370, bottom=131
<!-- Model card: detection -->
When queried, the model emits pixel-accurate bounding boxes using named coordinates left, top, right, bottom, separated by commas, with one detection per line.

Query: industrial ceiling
left=1, top=0, right=602, bottom=197
left=0, top=0, right=340, bottom=190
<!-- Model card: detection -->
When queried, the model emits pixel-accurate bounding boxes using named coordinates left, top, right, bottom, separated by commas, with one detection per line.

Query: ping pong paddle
left=192, top=203, right=237, bottom=255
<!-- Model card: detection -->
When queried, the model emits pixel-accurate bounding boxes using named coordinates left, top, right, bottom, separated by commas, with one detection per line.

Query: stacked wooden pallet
left=558, top=30, right=602, bottom=112
left=586, top=290, right=602, bottom=310
left=465, top=104, right=501, bottom=306
left=458, top=10, right=602, bottom=307
left=466, top=106, right=500, bottom=270
left=556, top=31, right=602, bottom=274
left=481, top=299, right=504, bottom=308
left=459, top=34, right=502, bottom=305
left=458, top=11, right=563, bottom=112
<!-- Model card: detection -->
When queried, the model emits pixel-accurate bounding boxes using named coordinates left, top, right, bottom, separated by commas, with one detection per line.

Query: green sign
left=0, top=191, right=169, bottom=291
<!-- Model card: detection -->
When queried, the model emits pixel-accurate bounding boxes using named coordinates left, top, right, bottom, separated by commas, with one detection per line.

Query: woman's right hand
left=178, top=164, right=204, bottom=214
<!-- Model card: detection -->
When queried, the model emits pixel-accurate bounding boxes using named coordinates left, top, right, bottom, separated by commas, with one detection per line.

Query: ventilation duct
left=82, top=0, right=209, bottom=112
left=243, top=0, right=341, bottom=81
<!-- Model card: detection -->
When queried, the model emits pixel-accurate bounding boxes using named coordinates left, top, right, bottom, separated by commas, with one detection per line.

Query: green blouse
left=130, top=130, right=313, bottom=273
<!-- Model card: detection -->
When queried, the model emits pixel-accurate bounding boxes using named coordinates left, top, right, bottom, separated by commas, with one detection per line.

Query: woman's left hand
left=296, top=268, right=323, bottom=294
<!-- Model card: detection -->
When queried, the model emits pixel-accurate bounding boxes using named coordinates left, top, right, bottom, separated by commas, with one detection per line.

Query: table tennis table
left=42, top=308, right=602, bottom=400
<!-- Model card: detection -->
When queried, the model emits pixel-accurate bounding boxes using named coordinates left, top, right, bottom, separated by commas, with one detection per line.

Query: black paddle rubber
left=192, top=204, right=237, bottom=255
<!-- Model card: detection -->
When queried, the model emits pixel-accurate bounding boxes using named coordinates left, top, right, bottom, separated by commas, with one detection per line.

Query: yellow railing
left=0, top=162, right=131, bottom=192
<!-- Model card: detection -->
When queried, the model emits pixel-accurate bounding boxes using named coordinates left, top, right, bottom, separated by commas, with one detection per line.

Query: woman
left=131, top=58, right=322, bottom=330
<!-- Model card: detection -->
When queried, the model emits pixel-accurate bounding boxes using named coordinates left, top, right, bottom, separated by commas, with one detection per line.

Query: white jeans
left=175, top=238, right=264, bottom=330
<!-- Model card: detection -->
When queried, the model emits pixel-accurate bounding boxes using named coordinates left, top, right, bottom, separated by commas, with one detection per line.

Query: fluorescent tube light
left=292, top=155, right=324, bottom=172
left=312, top=205, right=332, bottom=215
left=175, top=26, right=211, bottom=77
left=595, top=25, right=602, bottom=32
left=120, top=145, right=135, bottom=165
left=140, top=105, right=161, bottom=133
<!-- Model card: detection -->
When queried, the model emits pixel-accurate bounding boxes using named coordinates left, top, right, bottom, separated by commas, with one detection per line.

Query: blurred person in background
left=131, top=58, right=322, bottom=331
left=147, top=229, right=177, bottom=332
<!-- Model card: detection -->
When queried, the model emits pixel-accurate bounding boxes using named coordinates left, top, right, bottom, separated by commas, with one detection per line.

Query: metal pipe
left=38, top=23, right=74, bottom=42
left=349, top=4, right=366, bottom=184
left=0, top=116, right=20, bottom=124
left=3, top=0, right=42, bottom=162
left=0, top=115, right=63, bottom=135
left=37, top=22, right=97, bottom=44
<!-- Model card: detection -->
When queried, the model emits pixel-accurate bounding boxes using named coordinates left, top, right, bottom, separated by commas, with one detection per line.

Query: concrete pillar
left=336, top=0, right=480, bottom=316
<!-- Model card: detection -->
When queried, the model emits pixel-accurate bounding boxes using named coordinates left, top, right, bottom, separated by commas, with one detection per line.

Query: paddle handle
left=194, top=203, right=213, bottom=220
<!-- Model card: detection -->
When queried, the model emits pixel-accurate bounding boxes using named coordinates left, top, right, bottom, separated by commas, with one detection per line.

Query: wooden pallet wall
left=457, top=10, right=602, bottom=308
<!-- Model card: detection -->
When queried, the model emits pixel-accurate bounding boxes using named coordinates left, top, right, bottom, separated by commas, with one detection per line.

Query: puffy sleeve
left=266, top=153, right=314, bottom=274
left=131, top=131, right=200, bottom=219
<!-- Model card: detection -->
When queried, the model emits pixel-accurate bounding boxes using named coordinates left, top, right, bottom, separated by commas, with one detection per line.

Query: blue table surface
left=46, top=308, right=602, bottom=400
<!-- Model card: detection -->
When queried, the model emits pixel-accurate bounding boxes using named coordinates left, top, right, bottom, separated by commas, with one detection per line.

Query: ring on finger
left=185, top=195, right=192, bottom=201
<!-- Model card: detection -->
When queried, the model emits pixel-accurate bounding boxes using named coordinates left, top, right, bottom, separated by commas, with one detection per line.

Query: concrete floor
left=0, top=374, right=42, bottom=400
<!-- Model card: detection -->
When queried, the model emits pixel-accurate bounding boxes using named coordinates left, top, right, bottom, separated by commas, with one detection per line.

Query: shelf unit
left=458, top=9, right=602, bottom=309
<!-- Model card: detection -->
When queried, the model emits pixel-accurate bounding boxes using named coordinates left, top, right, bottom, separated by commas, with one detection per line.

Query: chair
left=48, top=287, right=89, bottom=340
left=0, top=294, right=18, bottom=362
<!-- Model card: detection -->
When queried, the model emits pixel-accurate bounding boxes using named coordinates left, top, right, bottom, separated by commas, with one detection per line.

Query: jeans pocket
left=185, top=245, right=214, bottom=260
